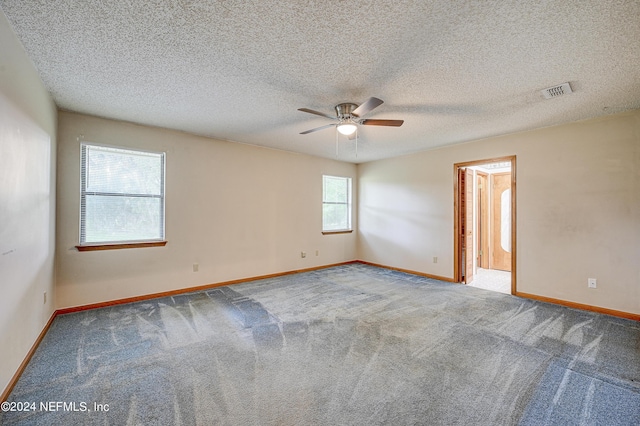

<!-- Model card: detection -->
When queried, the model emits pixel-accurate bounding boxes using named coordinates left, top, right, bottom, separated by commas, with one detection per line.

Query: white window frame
left=322, top=175, right=352, bottom=233
left=79, top=143, right=166, bottom=248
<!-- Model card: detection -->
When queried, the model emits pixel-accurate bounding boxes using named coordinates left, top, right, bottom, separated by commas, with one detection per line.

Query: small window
left=322, top=175, right=352, bottom=232
left=80, top=143, right=165, bottom=245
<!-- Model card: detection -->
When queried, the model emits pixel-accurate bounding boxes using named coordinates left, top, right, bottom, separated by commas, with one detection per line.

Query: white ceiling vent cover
left=541, top=82, right=573, bottom=99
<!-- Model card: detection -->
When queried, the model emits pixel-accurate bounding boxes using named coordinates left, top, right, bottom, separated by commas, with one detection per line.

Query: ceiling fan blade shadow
left=352, top=97, right=384, bottom=117
left=300, top=123, right=336, bottom=134
left=361, top=119, right=404, bottom=127
left=298, top=108, right=336, bottom=120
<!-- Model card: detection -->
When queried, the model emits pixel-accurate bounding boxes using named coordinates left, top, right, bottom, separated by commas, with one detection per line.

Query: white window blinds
left=322, top=175, right=352, bottom=232
left=80, top=144, right=165, bottom=244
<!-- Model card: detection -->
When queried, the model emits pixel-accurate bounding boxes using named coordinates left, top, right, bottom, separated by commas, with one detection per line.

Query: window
left=322, top=175, right=352, bottom=233
left=79, top=143, right=165, bottom=247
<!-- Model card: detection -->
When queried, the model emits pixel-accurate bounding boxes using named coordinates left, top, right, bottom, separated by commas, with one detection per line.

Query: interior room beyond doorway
left=455, top=158, right=515, bottom=295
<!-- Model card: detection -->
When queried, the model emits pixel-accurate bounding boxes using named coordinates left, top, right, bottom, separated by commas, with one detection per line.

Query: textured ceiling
left=1, top=1, right=639, bottom=163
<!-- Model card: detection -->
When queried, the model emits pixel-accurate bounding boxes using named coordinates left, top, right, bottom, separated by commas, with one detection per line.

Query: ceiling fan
left=298, top=97, right=404, bottom=138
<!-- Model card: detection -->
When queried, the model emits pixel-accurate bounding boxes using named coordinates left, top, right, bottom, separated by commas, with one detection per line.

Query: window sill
left=75, top=241, right=168, bottom=251
left=321, top=230, right=353, bottom=235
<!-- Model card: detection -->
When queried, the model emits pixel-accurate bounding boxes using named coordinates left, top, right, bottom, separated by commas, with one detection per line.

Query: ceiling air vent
left=541, top=82, right=573, bottom=99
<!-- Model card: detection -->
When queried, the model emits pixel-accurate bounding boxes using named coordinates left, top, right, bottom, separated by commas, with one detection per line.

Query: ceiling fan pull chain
left=355, top=128, right=358, bottom=158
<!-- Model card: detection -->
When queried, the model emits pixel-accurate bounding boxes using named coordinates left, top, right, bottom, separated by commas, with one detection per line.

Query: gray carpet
left=2, top=264, right=639, bottom=425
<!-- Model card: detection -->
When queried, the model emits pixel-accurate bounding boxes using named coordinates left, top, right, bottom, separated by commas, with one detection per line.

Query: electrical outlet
left=433, top=257, right=438, bottom=264
left=193, top=263, right=199, bottom=272
left=43, top=291, right=47, bottom=304
left=588, top=278, right=597, bottom=289
left=315, top=250, right=319, bottom=256
left=301, top=252, right=306, bottom=258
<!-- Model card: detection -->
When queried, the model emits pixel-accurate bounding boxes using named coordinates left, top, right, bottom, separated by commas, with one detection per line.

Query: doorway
left=454, top=157, right=516, bottom=294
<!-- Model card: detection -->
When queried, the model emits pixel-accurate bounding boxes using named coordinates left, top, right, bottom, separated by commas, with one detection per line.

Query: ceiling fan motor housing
left=335, top=103, right=359, bottom=119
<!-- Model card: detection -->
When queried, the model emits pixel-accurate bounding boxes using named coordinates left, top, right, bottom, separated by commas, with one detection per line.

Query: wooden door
left=490, top=172, right=511, bottom=272
left=459, top=168, right=474, bottom=283
left=476, top=172, right=489, bottom=269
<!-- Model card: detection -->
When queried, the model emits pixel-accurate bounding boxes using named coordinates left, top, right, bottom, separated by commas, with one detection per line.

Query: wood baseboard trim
left=56, top=261, right=361, bottom=315
left=1, top=310, right=58, bottom=402
left=356, top=260, right=456, bottom=283
left=516, top=291, right=640, bottom=321
left=57, top=260, right=457, bottom=316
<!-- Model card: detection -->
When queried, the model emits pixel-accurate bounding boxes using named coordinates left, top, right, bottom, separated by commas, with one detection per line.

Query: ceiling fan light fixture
left=337, top=123, right=357, bottom=135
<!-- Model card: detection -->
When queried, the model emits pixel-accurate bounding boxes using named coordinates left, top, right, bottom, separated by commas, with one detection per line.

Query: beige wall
left=0, top=12, right=58, bottom=394
left=56, top=111, right=357, bottom=308
left=358, top=110, right=640, bottom=315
